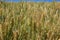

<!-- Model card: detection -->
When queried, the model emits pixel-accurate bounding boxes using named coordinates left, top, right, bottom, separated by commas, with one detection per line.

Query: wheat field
left=0, top=2, right=60, bottom=40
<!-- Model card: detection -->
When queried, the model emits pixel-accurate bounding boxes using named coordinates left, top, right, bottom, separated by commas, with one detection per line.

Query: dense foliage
left=0, top=2, right=60, bottom=40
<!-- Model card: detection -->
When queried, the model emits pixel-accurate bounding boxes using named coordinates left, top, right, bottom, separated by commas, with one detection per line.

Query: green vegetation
left=0, top=2, right=60, bottom=40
